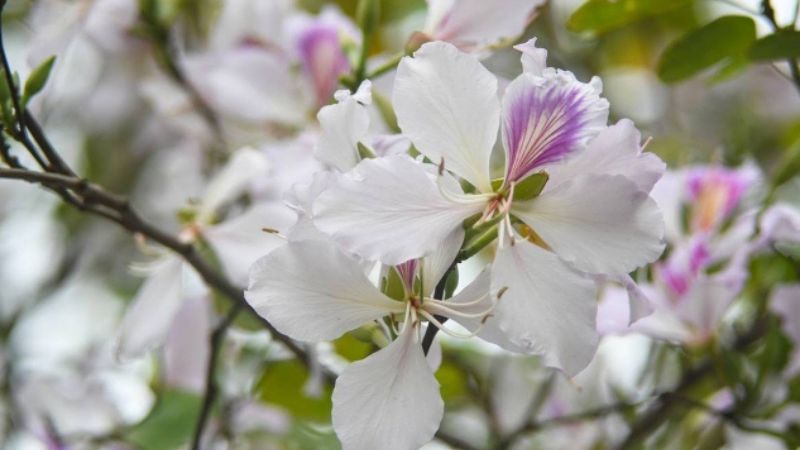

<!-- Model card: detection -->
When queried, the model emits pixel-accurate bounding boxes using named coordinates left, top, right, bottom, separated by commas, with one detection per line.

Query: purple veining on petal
left=686, top=167, right=750, bottom=232
left=659, top=238, right=711, bottom=300
left=297, top=23, right=350, bottom=108
left=395, top=259, right=418, bottom=292
left=502, top=81, right=591, bottom=183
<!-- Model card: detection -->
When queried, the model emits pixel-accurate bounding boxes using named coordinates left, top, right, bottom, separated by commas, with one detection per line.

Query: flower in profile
left=598, top=164, right=762, bottom=343
left=184, top=2, right=360, bottom=128
left=312, top=40, right=665, bottom=373
left=116, top=149, right=291, bottom=358
left=246, top=237, right=500, bottom=450
left=422, top=0, right=546, bottom=52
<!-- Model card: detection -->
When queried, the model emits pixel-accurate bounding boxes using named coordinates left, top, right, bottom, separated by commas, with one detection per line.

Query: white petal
left=513, top=173, right=665, bottom=275
left=199, top=147, right=269, bottom=221
left=204, top=202, right=296, bottom=285
left=421, top=227, right=464, bottom=296
left=245, top=240, right=403, bottom=342
left=426, top=0, right=545, bottom=51
left=545, top=119, right=665, bottom=193
left=674, top=273, right=743, bottom=341
left=313, top=155, right=484, bottom=265
left=771, top=284, right=800, bottom=345
left=393, top=41, right=499, bottom=192
left=117, top=257, right=184, bottom=359
left=491, top=239, right=598, bottom=375
left=649, top=170, right=685, bottom=244
left=514, top=38, right=548, bottom=75
left=315, top=93, right=370, bottom=172
left=596, top=284, right=633, bottom=335
left=761, top=203, right=800, bottom=245
left=163, top=295, right=210, bottom=393
left=332, top=326, right=443, bottom=450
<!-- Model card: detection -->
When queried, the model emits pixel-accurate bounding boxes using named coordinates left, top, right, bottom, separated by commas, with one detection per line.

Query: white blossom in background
left=117, top=148, right=290, bottom=358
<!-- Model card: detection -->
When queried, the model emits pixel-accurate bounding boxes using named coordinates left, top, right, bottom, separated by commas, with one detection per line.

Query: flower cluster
left=243, top=38, right=668, bottom=448
left=2, top=1, right=800, bottom=450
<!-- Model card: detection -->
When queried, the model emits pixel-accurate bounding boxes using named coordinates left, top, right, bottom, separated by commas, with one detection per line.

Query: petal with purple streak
left=297, top=23, right=350, bottom=107
left=501, top=71, right=609, bottom=184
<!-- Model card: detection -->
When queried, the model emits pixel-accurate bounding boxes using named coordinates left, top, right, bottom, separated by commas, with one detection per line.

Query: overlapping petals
left=393, top=41, right=500, bottom=192
left=313, top=155, right=484, bottom=265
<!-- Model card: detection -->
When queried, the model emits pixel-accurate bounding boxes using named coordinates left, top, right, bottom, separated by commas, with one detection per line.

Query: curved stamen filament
left=424, top=301, right=496, bottom=319
left=418, top=310, right=490, bottom=339
left=427, top=291, right=492, bottom=308
left=376, top=317, right=393, bottom=340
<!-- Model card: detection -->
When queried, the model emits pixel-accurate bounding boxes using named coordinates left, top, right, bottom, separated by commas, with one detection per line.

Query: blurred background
left=0, top=0, right=799, bottom=449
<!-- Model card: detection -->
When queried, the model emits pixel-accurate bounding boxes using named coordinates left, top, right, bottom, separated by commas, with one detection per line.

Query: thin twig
left=190, top=305, right=242, bottom=450
left=762, top=0, right=800, bottom=95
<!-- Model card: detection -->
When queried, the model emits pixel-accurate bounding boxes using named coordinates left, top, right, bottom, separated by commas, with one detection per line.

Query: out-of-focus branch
left=762, top=0, right=800, bottom=95
left=137, top=4, right=224, bottom=145
left=613, top=319, right=766, bottom=450
left=190, top=305, right=242, bottom=450
left=0, top=163, right=308, bottom=363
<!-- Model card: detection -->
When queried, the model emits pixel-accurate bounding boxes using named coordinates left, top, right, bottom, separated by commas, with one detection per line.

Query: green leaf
left=435, top=360, right=469, bottom=403
left=567, top=0, right=690, bottom=34
left=333, top=332, right=373, bottom=361
left=750, top=30, right=800, bottom=61
left=255, top=359, right=333, bottom=422
left=657, top=16, right=756, bottom=83
left=514, top=172, right=549, bottom=201
left=126, top=389, right=202, bottom=450
left=22, top=56, right=56, bottom=107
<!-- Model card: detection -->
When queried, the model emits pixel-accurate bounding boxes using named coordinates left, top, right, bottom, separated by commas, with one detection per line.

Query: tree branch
left=190, top=305, right=242, bottom=450
left=613, top=320, right=766, bottom=450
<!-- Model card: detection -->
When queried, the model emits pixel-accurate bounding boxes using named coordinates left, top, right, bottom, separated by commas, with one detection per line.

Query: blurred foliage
left=126, top=389, right=202, bottom=450
left=567, top=0, right=693, bottom=35
left=255, top=359, right=334, bottom=423
left=656, top=15, right=756, bottom=82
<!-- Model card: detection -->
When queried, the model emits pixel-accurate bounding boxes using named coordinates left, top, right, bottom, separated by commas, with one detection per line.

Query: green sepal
left=514, top=171, right=549, bottom=201
left=357, top=141, right=376, bottom=160
left=382, top=267, right=407, bottom=300
left=443, top=268, right=459, bottom=299
left=22, top=56, right=56, bottom=107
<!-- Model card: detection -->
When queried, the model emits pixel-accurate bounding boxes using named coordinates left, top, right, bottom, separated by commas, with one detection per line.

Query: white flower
left=423, top=0, right=546, bottom=52
left=311, top=40, right=666, bottom=373
left=116, top=149, right=287, bottom=358
left=246, top=237, right=500, bottom=450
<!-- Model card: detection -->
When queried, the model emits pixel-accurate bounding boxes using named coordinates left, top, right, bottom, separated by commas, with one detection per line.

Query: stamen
left=425, top=291, right=492, bottom=308
left=261, top=228, right=287, bottom=239
left=418, top=310, right=486, bottom=339
left=424, top=301, right=496, bottom=319
left=435, top=158, right=494, bottom=206
left=376, top=317, right=393, bottom=340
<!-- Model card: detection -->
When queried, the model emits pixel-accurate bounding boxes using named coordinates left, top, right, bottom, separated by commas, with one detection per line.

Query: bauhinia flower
left=599, top=164, right=763, bottom=343
left=116, top=149, right=291, bottom=358
left=312, top=40, right=666, bottom=373
left=245, top=236, right=501, bottom=450
left=184, top=2, right=360, bottom=128
left=422, top=0, right=547, bottom=52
